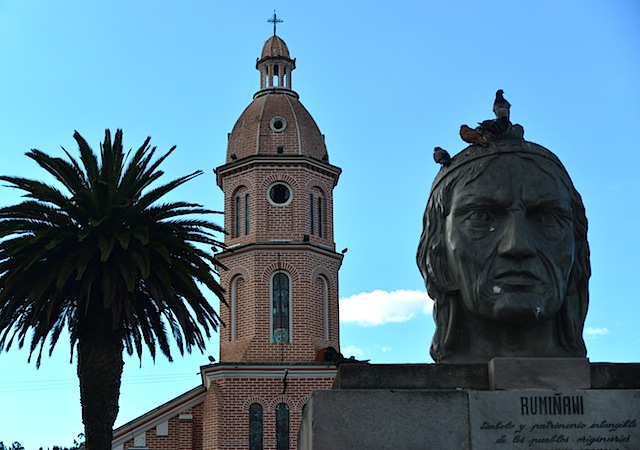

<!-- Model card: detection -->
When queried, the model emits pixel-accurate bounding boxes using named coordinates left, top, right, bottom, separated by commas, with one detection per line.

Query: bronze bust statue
left=417, top=92, right=590, bottom=363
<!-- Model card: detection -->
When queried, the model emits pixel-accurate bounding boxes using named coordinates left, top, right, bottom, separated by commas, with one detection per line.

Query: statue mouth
left=493, top=270, right=540, bottom=289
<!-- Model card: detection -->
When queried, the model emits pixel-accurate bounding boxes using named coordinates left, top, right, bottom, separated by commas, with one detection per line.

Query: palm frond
left=25, top=149, right=87, bottom=197
left=72, top=131, right=100, bottom=187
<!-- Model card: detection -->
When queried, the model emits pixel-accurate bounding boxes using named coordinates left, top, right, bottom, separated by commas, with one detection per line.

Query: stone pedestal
left=298, top=360, right=640, bottom=450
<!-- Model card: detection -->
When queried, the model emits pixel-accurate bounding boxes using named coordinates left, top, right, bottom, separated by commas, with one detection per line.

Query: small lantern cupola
left=257, top=12, right=296, bottom=91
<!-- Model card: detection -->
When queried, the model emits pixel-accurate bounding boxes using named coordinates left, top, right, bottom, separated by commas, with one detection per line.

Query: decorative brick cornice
left=216, top=241, right=343, bottom=262
left=200, top=363, right=337, bottom=389
left=216, top=155, right=341, bottom=188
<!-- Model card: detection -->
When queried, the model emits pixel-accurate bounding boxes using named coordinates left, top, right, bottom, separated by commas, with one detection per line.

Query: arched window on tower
left=230, top=275, right=244, bottom=341
left=310, top=188, right=325, bottom=237
left=273, top=64, right=280, bottom=86
left=320, top=276, right=329, bottom=341
left=275, top=402, right=290, bottom=450
left=272, top=272, right=291, bottom=343
left=234, top=188, right=249, bottom=238
left=235, top=195, right=241, bottom=237
left=245, top=193, right=250, bottom=234
left=309, top=193, right=314, bottom=235
left=249, top=403, right=263, bottom=450
left=317, top=196, right=323, bottom=237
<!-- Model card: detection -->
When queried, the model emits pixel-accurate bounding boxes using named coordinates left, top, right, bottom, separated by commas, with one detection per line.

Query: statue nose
left=497, top=212, right=536, bottom=258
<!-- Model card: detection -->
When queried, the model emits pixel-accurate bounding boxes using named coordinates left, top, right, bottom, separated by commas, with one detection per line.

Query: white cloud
left=584, top=327, right=609, bottom=338
left=340, top=289, right=433, bottom=326
left=341, top=344, right=365, bottom=359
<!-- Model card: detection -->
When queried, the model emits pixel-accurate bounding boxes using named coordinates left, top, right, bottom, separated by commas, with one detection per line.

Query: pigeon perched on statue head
left=478, top=116, right=509, bottom=136
left=493, top=89, right=511, bottom=122
left=460, top=124, right=489, bottom=147
left=433, top=147, right=451, bottom=167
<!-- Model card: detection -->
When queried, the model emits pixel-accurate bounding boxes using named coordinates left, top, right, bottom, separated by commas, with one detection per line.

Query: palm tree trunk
left=77, top=311, right=124, bottom=450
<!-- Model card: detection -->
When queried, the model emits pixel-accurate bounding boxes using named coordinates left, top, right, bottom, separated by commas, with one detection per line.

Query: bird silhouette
left=208, top=355, right=216, bottom=363
left=460, top=125, right=489, bottom=147
left=433, top=147, right=451, bottom=167
left=320, top=346, right=369, bottom=367
left=493, top=89, right=511, bottom=122
left=478, top=116, right=509, bottom=136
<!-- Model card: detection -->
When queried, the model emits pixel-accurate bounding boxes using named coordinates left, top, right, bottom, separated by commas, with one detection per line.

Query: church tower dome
left=215, top=26, right=343, bottom=365
left=225, top=33, right=328, bottom=163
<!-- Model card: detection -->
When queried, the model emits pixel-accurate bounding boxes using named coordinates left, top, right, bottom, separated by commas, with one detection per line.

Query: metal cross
left=268, top=11, right=283, bottom=36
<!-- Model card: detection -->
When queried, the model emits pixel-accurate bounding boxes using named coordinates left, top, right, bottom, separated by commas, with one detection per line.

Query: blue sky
left=1, top=1, right=639, bottom=448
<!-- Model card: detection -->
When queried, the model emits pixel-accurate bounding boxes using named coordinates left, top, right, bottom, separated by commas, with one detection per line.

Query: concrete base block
left=488, top=357, right=591, bottom=389
left=298, top=389, right=470, bottom=450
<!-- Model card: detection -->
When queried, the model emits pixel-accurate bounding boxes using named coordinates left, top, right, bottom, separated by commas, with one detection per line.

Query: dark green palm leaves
left=0, top=130, right=226, bottom=366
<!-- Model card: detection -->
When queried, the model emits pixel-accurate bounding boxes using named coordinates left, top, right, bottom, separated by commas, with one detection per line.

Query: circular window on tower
left=268, top=182, right=292, bottom=206
left=269, top=116, right=287, bottom=132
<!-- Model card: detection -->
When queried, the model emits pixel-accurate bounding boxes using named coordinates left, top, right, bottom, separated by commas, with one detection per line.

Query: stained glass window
left=272, top=272, right=290, bottom=343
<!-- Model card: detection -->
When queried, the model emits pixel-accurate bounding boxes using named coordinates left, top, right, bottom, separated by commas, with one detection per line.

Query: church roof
left=111, top=385, right=206, bottom=448
left=226, top=91, right=327, bottom=163
left=261, top=35, right=290, bottom=59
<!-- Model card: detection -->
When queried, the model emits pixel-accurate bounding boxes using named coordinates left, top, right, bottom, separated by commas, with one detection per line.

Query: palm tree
left=0, top=130, right=226, bottom=450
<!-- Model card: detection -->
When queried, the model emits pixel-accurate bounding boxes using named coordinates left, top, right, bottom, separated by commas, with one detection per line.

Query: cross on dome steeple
left=267, top=11, right=283, bottom=36
left=257, top=16, right=295, bottom=91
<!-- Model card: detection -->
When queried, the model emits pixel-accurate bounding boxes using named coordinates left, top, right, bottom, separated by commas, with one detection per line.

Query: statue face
left=444, top=155, right=575, bottom=325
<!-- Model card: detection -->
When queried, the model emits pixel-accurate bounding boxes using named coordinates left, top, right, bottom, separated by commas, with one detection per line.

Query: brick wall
left=202, top=367, right=336, bottom=450
left=120, top=404, right=203, bottom=450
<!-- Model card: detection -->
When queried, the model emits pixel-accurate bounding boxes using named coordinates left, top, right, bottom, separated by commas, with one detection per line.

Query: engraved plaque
left=469, top=390, right=640, bottom=449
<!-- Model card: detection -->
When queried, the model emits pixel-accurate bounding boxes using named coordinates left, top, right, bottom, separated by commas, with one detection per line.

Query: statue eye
left=529, top=209, right=572, bottom=242
left=467, top=209, right=496, bottom=224
left=533, top=213, right=554, bottom=225
left=462, top=210, right=500, bottom=235
left=530, top=210, right=561, bottom=227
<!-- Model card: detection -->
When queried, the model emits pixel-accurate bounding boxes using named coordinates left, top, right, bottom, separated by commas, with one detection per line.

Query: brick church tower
left=202, top=27, right=343, bottom=449
left=111, top=24, right=342, bottom=450
left=214, top=31, right=343, bottom=366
